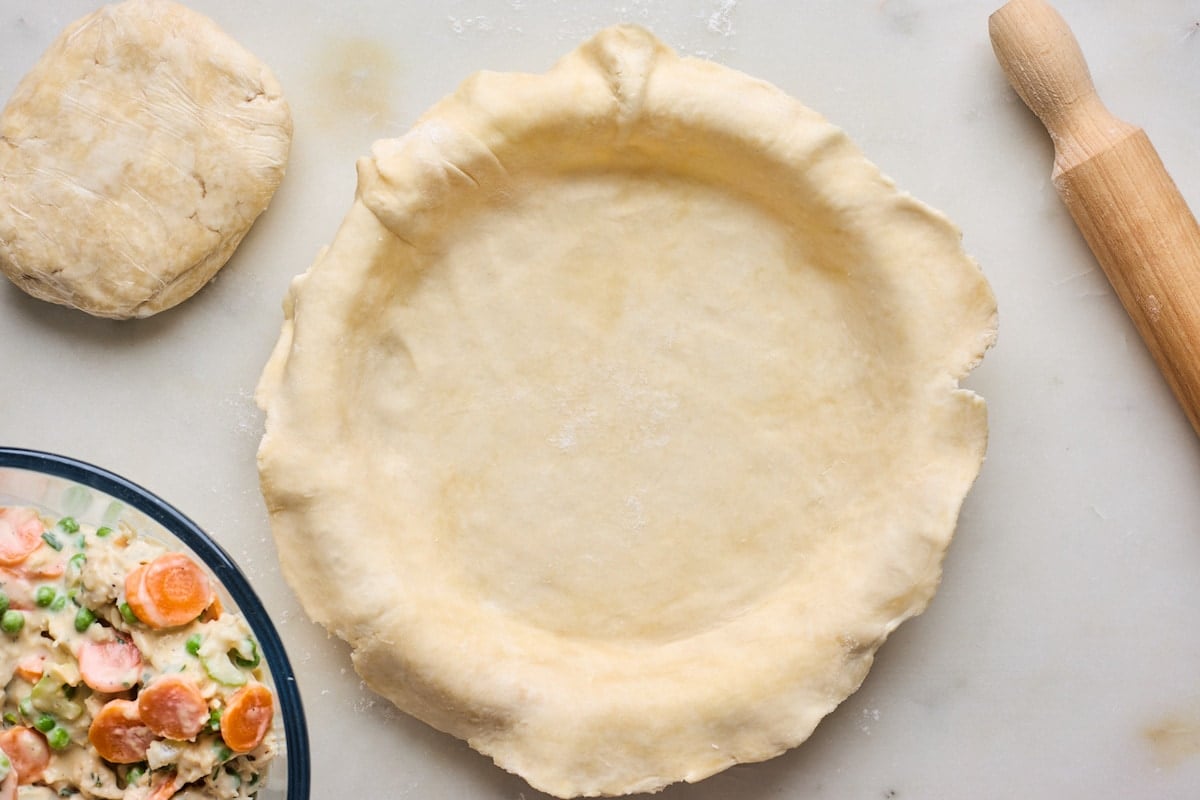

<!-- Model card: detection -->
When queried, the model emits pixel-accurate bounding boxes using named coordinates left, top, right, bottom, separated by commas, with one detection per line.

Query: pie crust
left=257, top=25, right=996, bottom=797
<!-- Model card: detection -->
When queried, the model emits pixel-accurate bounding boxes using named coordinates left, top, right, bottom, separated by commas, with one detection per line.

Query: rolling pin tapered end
left=989, top=0, right=1200, bottom=439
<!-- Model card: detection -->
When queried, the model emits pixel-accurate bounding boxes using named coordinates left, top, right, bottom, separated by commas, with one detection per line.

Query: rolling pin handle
left=988, top=0, right=1135, bottom=171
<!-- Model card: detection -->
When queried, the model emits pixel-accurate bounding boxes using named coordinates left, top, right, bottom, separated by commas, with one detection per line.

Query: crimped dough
left=0, top=0, right=291, bottom=318
left=257, top=26, right=996, bottom=798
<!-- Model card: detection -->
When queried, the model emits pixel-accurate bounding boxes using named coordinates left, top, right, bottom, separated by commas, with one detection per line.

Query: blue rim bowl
left=0, top=447, right=310, bottom=800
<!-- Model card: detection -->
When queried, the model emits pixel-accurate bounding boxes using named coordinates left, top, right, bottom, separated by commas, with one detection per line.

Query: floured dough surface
left=0, top=0, right=291, bottom=319
left=257, top=26, right=997, bottom=798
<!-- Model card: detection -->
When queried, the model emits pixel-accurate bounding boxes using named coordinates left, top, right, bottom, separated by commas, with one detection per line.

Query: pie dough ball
left=0, top=0, right=292, bottom=318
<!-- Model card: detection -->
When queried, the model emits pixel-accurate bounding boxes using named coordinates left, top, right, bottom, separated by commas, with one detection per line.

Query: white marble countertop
left=3, top=1, right=1200, bottom=797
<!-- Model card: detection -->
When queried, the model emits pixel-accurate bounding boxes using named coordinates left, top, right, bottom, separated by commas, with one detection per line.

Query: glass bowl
left=0, top=447, right=310, bottom=800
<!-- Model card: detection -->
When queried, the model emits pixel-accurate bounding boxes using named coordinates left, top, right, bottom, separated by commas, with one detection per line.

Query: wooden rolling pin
left=989, top=0, right=1200, bottom=438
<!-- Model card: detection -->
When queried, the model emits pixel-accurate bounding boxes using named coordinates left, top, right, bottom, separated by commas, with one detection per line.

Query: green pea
left=185, top=634, right=203, bottom=656
left=17, top=697, right=32, bottom=718
left=118, top=602, right=139, bottom=626
left=0, top=590, right=9, bottom=616
left=33, top=713, right=55, bottom=733
left=2, top=610, right=25, bottom=634
left=74, top=607, right=96, bottom=632
left=34, top=586, right=56, bottom=607
left=207, top=708, right=222, bottom=732
left=45, top=726, right=70, bottom=750
left=96, top=526, right=112, bottom=538
left=57, top=517, right=79, bottom=534
left=49, top=594, right=67, bottom=613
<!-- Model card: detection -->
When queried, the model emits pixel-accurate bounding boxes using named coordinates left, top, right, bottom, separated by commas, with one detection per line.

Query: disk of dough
left=257, top=25, right=997, bottom=798
left=0, top=0, right=292, bottom=319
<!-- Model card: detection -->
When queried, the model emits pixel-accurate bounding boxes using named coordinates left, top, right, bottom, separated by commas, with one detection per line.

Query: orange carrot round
left=78, top=639, right=143, bottom=693
left=88, top=700, right=155, bottom=764
left=138, top=675, right=208, bottom=741
left=0, top=726, right=50, bottom=783
left=220, top=683, right=273, bottom=753
left=12, top=654, right=45, bottom=684
left=124, top=553, right=213, bottom=629
left=0, top=508, right=43, bottom=567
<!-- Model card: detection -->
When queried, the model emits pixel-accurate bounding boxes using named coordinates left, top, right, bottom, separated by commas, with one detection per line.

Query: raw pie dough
left=0, top=0, right=291, bottom=319
left=257, top=26, right=997, bottom=798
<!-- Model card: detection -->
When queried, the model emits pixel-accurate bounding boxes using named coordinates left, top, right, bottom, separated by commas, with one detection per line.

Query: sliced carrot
left=146, top=771, right=181, bottom=800
left=137, top=675, right=208, bottom=741
left=12, top=654, right=45, bottom=684
left=124, top=553, right=212, bottom=629
left=0, top=508, right=44, bottom=567
left=78, top=639, right=143, bottom=693
left=88, top=699, right=156, bottom=764
left=0, top=726, right=50, bottom=784
left=220, top=683, right=274, bottom=753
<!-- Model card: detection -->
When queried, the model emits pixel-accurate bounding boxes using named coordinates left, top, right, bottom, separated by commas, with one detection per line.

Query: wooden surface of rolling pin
left=990, top=0, right=1200, bottom=438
